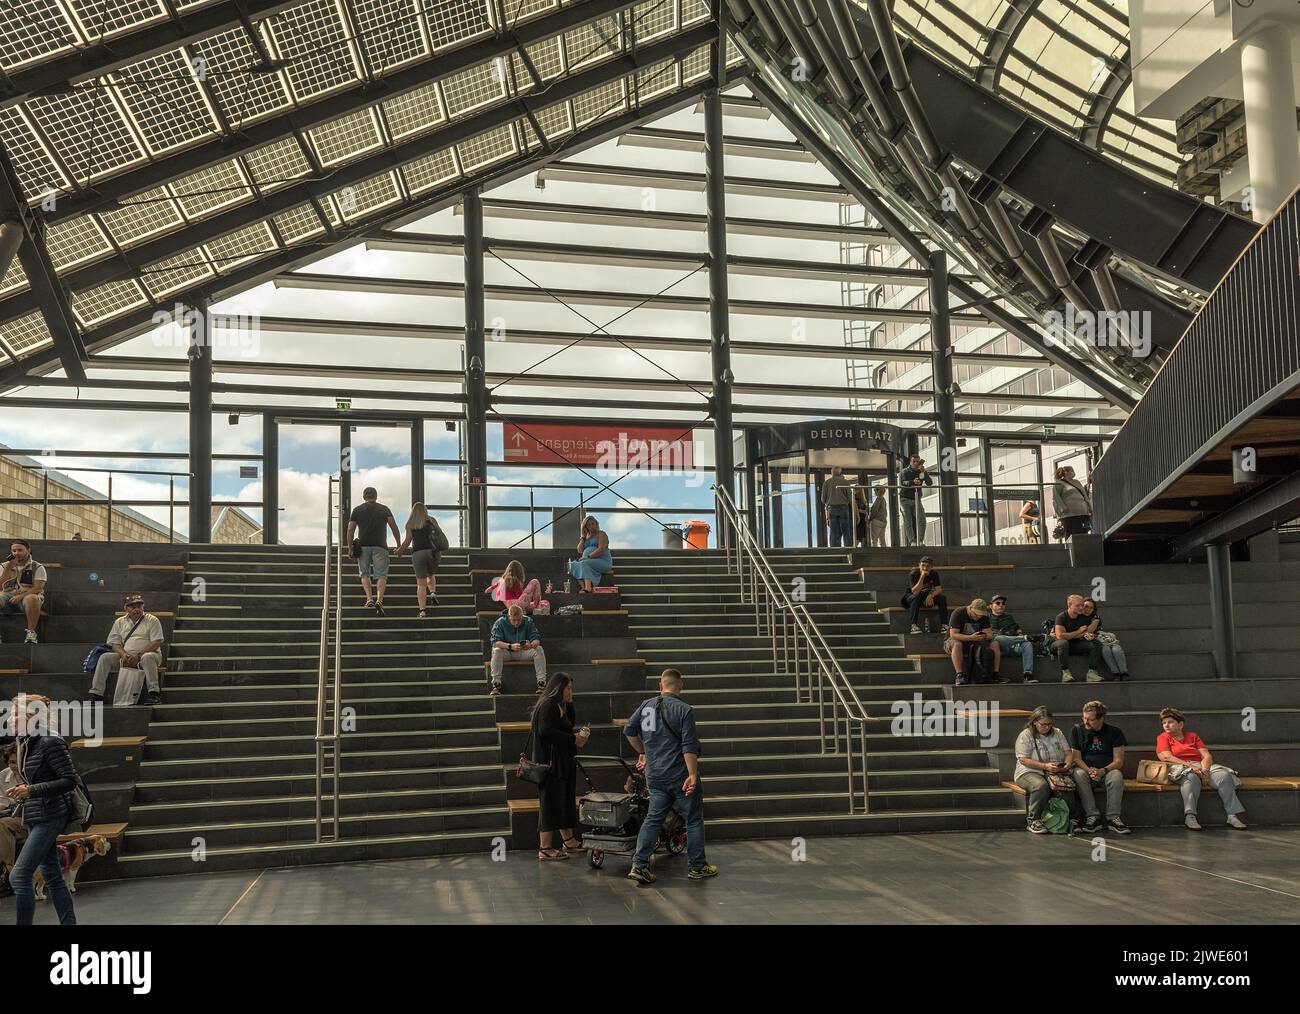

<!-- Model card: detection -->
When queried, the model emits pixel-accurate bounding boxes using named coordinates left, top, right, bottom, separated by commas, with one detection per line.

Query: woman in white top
left=1014, top=706, right=1077, bottom=834
left=1052, top=466, right=1093, bottom=536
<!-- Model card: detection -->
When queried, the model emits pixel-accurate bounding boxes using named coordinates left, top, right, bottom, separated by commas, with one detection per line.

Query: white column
left=1239, top=26, right=1300, bottom=223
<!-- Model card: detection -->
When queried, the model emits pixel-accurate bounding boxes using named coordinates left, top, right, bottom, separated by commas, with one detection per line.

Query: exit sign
left=1043, top=425, right=1056, bottom=436
left=336, top=398, right=352, bottom=412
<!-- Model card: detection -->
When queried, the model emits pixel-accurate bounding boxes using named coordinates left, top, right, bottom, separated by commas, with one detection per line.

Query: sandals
left=562, top=836, right=586, bottom=852
left=538, top=848, right=570, bottom=861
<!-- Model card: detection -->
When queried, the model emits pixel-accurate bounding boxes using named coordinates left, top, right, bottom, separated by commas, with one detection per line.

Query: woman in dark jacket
left=6, top=694, right=78, bottom=925
left=532, top=671, right=588, bottom=860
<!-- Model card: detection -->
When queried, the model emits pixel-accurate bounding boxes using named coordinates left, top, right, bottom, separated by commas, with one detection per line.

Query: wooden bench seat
left=71, top=735, right=146, bottom=749
left=58, top=822, right=127, bottom=845
left=857, top=564, right=1015, bottom=573
left=1004, top=776, right=1300, bottom=795
left=507, top=796, right=584, bottom=814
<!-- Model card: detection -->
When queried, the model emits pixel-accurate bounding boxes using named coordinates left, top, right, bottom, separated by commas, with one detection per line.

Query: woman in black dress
left=532, top=671, right=588, bottom=860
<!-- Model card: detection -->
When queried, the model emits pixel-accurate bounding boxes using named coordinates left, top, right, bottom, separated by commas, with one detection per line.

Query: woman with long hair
left=1019, top=499, right=1040, bottom=543
left=531, top=671, right=588, bottom=859
left=491, top=560, right=543, bottom=613
left=5, top=694, right=78, bottom=925
left=569, top=515, right=613, bottom=592
left=398, top=502, right=444, bottom=618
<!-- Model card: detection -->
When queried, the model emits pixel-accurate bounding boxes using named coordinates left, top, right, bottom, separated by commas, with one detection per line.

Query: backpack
left=431, top=522, right=450, bottom=553
left=967, top=641, right=997, bottom=683
left=82, top=615, right=146, bottom=673
left=1041, top=797, right=1073, bottom=835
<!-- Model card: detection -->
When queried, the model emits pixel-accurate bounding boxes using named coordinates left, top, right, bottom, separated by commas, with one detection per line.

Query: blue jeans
left=634, top=781, right=706, bottom=870
left=827, top=507, right=851, bottom=548
left=11, top=818, right=76, bottom=926
left=995, top=634, right=1034, bottom=675
left=901, top=499, right=926, bottom=545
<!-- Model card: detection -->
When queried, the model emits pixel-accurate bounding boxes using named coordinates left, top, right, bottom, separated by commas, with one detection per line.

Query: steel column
left=705, top=89, right=736, bottom=548
left=463, top=188, right=488, bottom=548
left=1206, top=542, right=1237, bottom=678
left=928, top=250, right=962, bottom=546
left=410, top=418, right=425, bottom=507
left=187, top=298, right=213, bottom=544
left=981, top=437, right=996, bottom=547
left=339, top=423, right=353, bottom=548
left=262, top=413, right=279, bottom=545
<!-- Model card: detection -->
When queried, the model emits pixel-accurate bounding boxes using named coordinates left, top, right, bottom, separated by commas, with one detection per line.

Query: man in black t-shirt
left=1051, top=594, right=1104, bottom=683
left=902, top=556, right=948, bottom=634
left=943, top=597, right=1002, bottom=686
left=345, top=486, right=401, bottom=615
left=1068, top=700, right=1130, bottom=834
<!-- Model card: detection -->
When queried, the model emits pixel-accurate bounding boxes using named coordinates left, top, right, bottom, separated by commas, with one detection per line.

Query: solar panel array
left=0, top=0, right=729, bottom=366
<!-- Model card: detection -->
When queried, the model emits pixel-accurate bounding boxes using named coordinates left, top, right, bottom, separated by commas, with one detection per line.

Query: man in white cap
left=90, top=595, right=166, bottom=706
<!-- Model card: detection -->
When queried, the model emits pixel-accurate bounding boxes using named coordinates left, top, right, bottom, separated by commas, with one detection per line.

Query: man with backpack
left=89, top=595, right=165, bottom=706
left=945, top=598, right=1003, bottom=686
left=623, top=669, right=716, bottom=884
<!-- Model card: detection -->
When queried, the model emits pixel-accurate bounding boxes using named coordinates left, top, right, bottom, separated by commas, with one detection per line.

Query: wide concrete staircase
left=614, top=548, right=1026, bottom=836
left=115, top=544, right=510, bottom=877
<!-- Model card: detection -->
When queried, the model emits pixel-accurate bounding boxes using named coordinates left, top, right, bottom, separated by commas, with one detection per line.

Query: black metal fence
left=1092, top=190, right=1300, bottom=537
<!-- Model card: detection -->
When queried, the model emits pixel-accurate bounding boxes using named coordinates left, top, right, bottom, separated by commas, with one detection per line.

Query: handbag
left=1136, top=759, right=1172, bottom=785
left=82, top=615, right=145, bottom=673
left=515, top=728, right=551, bottom=785
left=1032, top=736, right=1074, bottom=792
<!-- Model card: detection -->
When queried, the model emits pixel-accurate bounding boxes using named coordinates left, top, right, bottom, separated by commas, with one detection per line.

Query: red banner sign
left=502, top=422, right=695, bottom=469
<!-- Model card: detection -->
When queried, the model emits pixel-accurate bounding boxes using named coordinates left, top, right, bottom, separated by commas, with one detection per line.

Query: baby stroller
left=575, top=756, right=686, bottom=870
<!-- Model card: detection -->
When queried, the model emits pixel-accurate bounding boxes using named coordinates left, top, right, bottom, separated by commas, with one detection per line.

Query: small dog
left=33, top=835, right=111, bottom=899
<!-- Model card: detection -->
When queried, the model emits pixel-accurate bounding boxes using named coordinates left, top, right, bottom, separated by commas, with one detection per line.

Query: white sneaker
left=1227, top=814, right=1247, bottom=830
left=909, top=624, right=922, bottom=634
left=1061, top=670, right=1075, bottom=683
left=1185, top=813, right=1202, bottom=831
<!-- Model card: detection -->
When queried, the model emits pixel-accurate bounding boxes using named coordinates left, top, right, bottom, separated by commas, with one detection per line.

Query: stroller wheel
left=589, top=849, right=604, bottom=869
left=667, top=832, right=686, bottom=855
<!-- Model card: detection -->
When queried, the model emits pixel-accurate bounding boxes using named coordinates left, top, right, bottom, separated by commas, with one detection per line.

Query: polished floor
left=9, top=828, right=1300, bottom=925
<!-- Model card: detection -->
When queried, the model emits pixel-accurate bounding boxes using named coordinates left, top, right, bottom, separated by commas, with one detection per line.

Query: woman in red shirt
left=1156, top=707, right=1246, bottom=831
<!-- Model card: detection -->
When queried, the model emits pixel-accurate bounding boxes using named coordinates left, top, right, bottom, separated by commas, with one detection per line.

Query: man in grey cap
left=90, top=595, right=166, bottom=706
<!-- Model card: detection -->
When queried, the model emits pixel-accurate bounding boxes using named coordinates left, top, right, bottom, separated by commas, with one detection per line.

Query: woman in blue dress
left=570, top=515, right=613, bottom=592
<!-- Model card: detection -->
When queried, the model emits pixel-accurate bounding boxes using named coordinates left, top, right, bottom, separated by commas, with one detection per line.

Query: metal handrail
left=713, top=485, right=870, bottom=813
left=314, top=475, right=343, bottom=842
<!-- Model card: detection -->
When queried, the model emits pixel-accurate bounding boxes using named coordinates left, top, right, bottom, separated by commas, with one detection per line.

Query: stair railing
left=713, top=485, right=870, bottom=813
left=314, top=475, right=343, bottom=842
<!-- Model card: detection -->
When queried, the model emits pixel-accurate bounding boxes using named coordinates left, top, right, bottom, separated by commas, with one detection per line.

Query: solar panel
left=350, top=0, right=429, bottom=74
left=681, top=43, right=711, bottom=83
left=0, top=106, right=68, bottom=196
left=400, top=147, right=460, bottom=195
left=571, top=79, right=627, bottom=129
left=170, top=160, right=252, bottom=220
left=679, top=0, right=709, bottom=27
left=0, top=312, right=53, bottom=358
left=188, top=26, right=295, bottom=128
left=44, top=215, right=114, bottom=270
left=426, top=0, right=492, bottom=51
left=25, top=87, right=147, bottom=184
left=205, top=221, right=279, bottom=272
left=511, top=36, right=564, bottom=90
left=0, top=257, right=27, bottom=298
left=0, top=1, right=79, bottom=71
left=72, top=277, right=148, bottom=327
left=243, top=137, right=314, bottom=193
left=501, top=0, right=559, bottom=28
left=439, top=60, right=507, bottom=120
left=266, top=0, right=361, bottom=102
left=140, top=249, right=218, bottom=300
left=64, top=0, right=167, bottom=40
left=113, top=49, right=220, bottom=156
left=632, top=0, right=677, bottom=42
left=99, top=187, right=185, bottom=247
left=635, top=58, right=679, bottom=101
left=272, top=202, right=329, bottom=244
left=382, top=80, right=447, bottom=141
left=456, top=123, right=518, bottom=172
left=309, top=107, right=384, bottom=166
left=334, top=170, right=401, bottom=222
left=531, top=101, right=573, bottom=143
left=563, top=16, right=623, bottom=71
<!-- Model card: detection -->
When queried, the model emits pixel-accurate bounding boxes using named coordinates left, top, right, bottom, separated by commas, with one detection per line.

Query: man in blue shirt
left=623, top=669, right=716, bottom=883
left=488, top=604, right=547, bottom=696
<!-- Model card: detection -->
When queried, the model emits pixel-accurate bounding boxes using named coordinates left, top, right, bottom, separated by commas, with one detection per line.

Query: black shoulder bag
left=516, top=724, right=551, bottom=785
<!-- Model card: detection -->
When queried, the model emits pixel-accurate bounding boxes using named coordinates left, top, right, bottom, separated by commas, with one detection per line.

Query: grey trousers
left=92, top=651, right=162, bottom=704
left=489, top=645, right=547, bottom=686
left=1015, top=771, right=1051, bottom=820
left=1071, top=768, right=1124, bottom=819
left=1177, top=768, right=1245, bottom=816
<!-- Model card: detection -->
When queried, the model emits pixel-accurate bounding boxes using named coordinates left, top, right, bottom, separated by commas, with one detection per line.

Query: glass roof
left=882, top=0, right=1181, bottom=185
left=0, top=0, right=728, bottom=366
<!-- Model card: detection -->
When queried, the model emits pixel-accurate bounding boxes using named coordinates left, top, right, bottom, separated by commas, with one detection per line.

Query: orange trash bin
left=684, top=519, right=711, bottom=550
